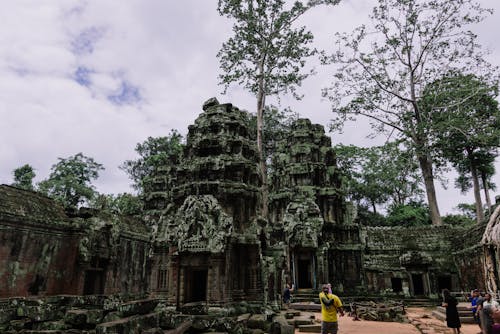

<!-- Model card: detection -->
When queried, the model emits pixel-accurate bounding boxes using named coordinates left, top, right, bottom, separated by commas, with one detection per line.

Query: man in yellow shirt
left=319, top=283, right=344, bottom=334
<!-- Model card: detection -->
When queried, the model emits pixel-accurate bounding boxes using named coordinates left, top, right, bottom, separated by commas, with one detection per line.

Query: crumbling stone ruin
left=0, top=97, right=498, bottom=332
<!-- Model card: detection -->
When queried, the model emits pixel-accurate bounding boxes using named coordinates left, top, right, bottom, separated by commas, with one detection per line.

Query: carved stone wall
left=0, top=185, right=150, bottom=298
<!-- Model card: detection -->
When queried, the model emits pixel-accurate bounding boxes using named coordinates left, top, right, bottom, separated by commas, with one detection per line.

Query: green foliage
left=334, top=142, right=422, bottom=212
left=217, top=0, right=338, bottom=97
left=90, top=193, right=143, bottom=216
left=386, top=202, right=432, bottom=226
left=355, top=205, right=386, bottom=226
left=121, top=130, right=184, bottom=192
left=248, top=105, right=299, bottom=163
left=442, top=214, right=474, bottom=226
left=422, top=73, right=500, bottom=222
left=456, top=203, right=477, bottom=220
left=38, top=153, right=104, bottom=209
left=11, top=164, right=36, bottom=191
left=324, top=0, right=496, bottom=224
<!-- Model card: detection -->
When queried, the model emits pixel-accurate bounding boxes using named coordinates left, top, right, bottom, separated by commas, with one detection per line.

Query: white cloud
left=0, top=0, right=499, bottom=215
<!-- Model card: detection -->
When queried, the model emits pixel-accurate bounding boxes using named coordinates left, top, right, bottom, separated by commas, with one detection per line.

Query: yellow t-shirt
left=319, top=292, right=343, bottom=322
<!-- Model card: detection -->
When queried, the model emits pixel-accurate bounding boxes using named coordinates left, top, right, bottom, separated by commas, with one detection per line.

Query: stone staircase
left=431, top=302, right=475, bottom=324
left=281, top=308, right=321, bottom=333
left=292, top=289, right=320, bottom=303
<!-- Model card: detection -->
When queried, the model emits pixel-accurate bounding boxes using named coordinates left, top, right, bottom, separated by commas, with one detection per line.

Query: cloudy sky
left=1, top=0, right=499, bottom=215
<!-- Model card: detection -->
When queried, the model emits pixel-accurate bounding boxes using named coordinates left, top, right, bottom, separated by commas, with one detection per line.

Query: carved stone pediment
left=283, top=197, right=323, bottom=248
left=170, top=195, right=233, bottom=253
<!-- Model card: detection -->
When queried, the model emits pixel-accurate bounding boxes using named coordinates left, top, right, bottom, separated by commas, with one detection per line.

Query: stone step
left=298, top=324, right=322, bottom=333
left=290, top=303, right=321, bottom=312
left=432, top=309, right=475, bottom=324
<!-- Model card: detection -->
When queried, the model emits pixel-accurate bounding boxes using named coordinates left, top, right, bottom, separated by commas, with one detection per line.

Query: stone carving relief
left=283, top=197, right=324, bottom=248
left=170, top=195, right=233, bottom=253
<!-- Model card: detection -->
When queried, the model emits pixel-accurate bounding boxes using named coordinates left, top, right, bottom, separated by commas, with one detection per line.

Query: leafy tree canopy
left=38, top=153, right=104, bottom=209
left=11, top=164, right=36, bottom=191
left=323, top=0, right=496, bottom=225
left=121, top=130, right=184, bottom=193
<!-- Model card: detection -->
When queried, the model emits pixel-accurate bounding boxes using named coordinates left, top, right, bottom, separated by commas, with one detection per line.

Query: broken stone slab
left=118, top=298, right=159, bottom=317
left=298, top=324, right=321, bottom=333
left=292, top=317, right=314, bottom=327
left=159, top=312, right=191, bottom=329
left=163, top=320, right=192, bottom=334
left=270, top=315, right=294, bottom=334
left=247, top=314, right=269, bottom=330
left=142, top=328, right=165, bottom=334
left=32, top=320, right=71, bottom=331
left=236, top=313, right=251, bottom=323
left=65, top=308, right=104, bottom=326
left=290, top=303, right=321, bottom=312
left=95, top=312, right=160, bottom=334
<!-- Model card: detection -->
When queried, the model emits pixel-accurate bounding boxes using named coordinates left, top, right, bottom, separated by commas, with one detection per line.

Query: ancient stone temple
left=1, top=97, right=499, bottom=332
left=146, top=98, right=265, bottom=310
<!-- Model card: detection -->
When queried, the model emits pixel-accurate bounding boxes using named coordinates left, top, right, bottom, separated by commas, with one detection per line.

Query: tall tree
left=121, top=130, right=184, bottom=193
left=323, top=0, right=495, bottom=225
left=38, top=153, right=104, bottom=209
left=217, top=0, right=339, bottom=218
left=422, top=74, right=499, bottom=223
left=11, top=164, right=36, bottom=191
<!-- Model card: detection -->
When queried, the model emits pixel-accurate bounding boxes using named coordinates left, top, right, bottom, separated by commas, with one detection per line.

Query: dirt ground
left=304, top=307, right=482, bottom=334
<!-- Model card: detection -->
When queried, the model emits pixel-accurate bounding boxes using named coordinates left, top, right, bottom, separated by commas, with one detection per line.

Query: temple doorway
left=412, top=274, right=425, bottom=296
left=185, top=268, right=208, bottom=302
left=292, top=250, right=315, bottom=289
left=298, top=259, right=312, bottom=288
left=83, top=270, right=105, bottom=295
left=83, top=257, right=106, bottom=295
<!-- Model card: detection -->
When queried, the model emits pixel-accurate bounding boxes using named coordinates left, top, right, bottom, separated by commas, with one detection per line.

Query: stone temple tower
left=147, top=98, right=266, bottom=309
left=269, top=118, right=361, bottom=293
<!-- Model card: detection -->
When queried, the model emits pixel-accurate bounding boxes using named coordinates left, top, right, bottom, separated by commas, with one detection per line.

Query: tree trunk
left=481, top=171, right=492, bottom=213
left=469, top=154, right=485, bottom=223
left=257, top=62, right=268, bottom=219
left=416, top=153, right=442, bottom=225
left=371, top=201, right=377, bottom=214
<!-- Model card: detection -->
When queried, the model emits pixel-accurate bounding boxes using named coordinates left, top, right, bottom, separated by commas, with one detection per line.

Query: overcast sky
left=1, top=0, right=499, bottom=215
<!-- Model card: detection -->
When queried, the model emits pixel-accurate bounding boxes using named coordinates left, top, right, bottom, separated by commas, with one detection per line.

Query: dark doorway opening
left=437, top=276, right=452, bottom=292
left=83, top=270, right=105, bottom=295
left=412, top=274, right=425, bottom=296
left=391, top=277, right=403, bottom=293
left=187, top=269, right=208, bottom=302
left=298, top=259, right=312, bottom=288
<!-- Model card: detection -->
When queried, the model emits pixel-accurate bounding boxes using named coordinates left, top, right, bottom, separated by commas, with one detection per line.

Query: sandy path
left=298, top=307, right=482, bottom=334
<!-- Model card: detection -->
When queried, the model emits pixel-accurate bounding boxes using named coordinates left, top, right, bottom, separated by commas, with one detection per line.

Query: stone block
left=270, top=316, right=294, bottom=334
left=236, top=313, right=251, bottom=323
left=118, top=299, right=159, bottom=317
left=298, top=324, right=321, bottom=333
left=96, top=312, right=159, bottom=334
left=65, top=308, right=104, bottom=326
left=247, top=314, right=268, bottom=330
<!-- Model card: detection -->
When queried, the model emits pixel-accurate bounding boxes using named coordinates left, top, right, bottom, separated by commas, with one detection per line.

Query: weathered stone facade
left=0, top=185, right=150, bottom=298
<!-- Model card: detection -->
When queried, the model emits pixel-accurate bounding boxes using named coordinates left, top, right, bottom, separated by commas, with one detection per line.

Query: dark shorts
left=321, top=321, right=338, bottom=334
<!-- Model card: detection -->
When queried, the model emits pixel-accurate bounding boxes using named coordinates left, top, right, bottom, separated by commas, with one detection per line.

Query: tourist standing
left=319, top=283, right=344, bottom=334
left=470, top=289, right=482, bottom=332
left=479, top=292, right=499, bottom=334
left=283, top=283, right=293, bottom=308
left=442, top=289, right=461, bottom=334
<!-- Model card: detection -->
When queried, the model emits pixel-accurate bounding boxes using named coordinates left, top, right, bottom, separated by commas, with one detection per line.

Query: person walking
left=442, top=289, right=461, bottom=334
left=319, top=283, right=344, bottom=334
